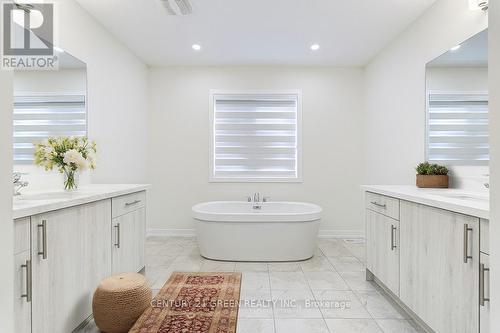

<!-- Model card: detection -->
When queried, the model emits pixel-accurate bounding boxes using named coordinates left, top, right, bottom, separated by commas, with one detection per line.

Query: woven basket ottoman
left=92, top=273, right=152, bottom=333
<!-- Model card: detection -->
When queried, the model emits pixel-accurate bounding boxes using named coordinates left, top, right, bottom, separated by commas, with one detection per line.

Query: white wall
left=364, top=0, right=488, bottom=189
left=13, top=0, right=149, bottom=190
left=0, top=71, right=14, bottom=333
left=55, top=0, right=149, bottom=184
left=427, top=66, right=488, bottom=91
left=14, top=69, right=86, bottom=93
left=488, top=1, right=499, bottom=331
left=148, top=66, right=365, bottom=236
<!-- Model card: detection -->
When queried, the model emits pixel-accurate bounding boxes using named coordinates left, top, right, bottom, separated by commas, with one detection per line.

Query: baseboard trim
left=72, top=314, right=93, bottom=333
left=318, top=229, right=365, bottom=238
left=147, top=228, right=196, bottom=237
left=147, top=228, right=365, bottom=239
left=369, top=270, right=433, bottom=333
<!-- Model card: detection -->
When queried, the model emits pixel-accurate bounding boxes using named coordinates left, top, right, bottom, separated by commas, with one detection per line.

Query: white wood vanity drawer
left=14, top=250, right=31, bottom=333
left=481, top=219, right=489, bottom=255
left=112, top=191, right=146, bottom=218
left=366, top=192, right=400, bottom=220
left=14, top=217, right=30, bottom=254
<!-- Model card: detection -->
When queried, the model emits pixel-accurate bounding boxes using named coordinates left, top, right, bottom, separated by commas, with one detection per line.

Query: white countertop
left=13, top=184, right=150, bottom=220
left=362, top=185, right=489, bottom=220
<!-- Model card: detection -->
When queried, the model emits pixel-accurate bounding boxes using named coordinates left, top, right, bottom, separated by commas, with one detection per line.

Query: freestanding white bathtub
left=192, top=201, right=322, bottom=262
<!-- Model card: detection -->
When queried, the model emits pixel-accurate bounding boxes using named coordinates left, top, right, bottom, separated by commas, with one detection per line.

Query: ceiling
left=76, top=0, right=438, bottom=67
left=427, top=29, right=488, bottom=67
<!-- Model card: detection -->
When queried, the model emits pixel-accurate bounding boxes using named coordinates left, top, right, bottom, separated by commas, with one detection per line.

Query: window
left=210, top=91, right=302, bottom=182
left=426, top=92, right=489, bottom=165
left=13, top=93, right=87, bottom=164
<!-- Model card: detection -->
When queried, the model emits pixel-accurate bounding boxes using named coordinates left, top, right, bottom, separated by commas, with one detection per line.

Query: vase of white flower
left=34, top=137, right=96, bottom=191
left=63, top=169, right=79, bottom=191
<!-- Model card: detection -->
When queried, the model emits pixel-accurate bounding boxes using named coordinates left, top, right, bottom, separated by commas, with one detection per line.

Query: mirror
left=13, top=50, right=87, bottom=165
left=425, top=29, right=488, bottom=166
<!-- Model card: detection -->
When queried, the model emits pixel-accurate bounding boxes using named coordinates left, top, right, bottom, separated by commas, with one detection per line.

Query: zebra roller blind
left=211, top=92, right=301, bottom=181
left=13, top=94, right=87, bottom=164
left=427, top=92, right=489, bottom=165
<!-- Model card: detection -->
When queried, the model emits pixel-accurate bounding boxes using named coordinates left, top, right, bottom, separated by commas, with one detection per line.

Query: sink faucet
left=13, top=172, right=29, bottom=196
left=484, top=174, right=490, bottom=189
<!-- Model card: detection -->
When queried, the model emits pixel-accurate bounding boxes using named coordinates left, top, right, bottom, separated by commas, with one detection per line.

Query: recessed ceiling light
left=450, top=45, right=461, bottom=51
left=192, top=44, right=201, bottom=51
left=310, top=44, right=320, bottom=51
left=54, top=46, right=65, bottom=53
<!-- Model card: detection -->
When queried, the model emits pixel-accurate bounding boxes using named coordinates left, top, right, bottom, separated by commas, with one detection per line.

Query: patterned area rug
left=130, top=272, right=241, bottom=333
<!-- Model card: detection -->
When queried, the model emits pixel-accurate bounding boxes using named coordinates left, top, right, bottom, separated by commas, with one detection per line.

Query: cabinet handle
left=370, top=201, right=386, bottom=209
left=38, top=220, right=47, bottom=259
left=125, top=200, right=141, bottom=207
left=480, top=263, right=490, bottom=306
left=463, top=224, right=473, bottom=263
left=20, top=259, right=32, bottom=303
left=391, top=225, right=397, bottom=250
left=114, top=223, right=121, bottom=248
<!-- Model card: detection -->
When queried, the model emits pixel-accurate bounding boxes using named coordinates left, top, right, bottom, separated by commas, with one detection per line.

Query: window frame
left=209, top=89, right=303, bottom=183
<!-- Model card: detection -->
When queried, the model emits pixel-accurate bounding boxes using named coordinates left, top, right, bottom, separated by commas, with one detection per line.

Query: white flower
left=87, top=152, right=96, bottom=169
left=43, top=145, right=53, bottom=156
left=63, top=149, right=88, bottom=170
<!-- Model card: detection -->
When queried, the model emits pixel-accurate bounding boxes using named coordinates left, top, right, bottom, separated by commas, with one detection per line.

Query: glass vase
left=63, top=169, right=79, bottom=191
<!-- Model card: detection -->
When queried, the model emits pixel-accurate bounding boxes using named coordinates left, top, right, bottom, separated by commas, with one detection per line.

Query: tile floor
left=81, top=237, right=424, bottom=333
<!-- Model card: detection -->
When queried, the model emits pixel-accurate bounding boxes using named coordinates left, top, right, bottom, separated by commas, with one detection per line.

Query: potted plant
left=415, top=162, right=449, bottom=188
left=34, top=137, right=97, bottom=191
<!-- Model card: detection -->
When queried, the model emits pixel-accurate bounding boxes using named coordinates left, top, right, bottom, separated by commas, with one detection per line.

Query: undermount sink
left=435, top=192, right=489, bottom=202
left=15, top=192, right=79, bottom=201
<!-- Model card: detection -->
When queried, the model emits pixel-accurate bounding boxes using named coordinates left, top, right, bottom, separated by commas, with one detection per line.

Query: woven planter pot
left=93, top=273, right=152, bottom=333
left=416, top=175, right=449, bottom=188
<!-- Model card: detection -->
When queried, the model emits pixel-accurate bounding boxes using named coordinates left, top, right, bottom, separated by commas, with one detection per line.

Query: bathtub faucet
left=252, top=192, right=262, bottom=210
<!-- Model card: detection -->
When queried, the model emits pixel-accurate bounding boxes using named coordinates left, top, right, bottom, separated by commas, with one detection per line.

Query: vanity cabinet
left=365, top=195, right=400, bottom=296
left=12, top=188, right=147, bottom=333
left=480, top=219, right=490, bottom=333
left=14, top=250, right=32, bottom=333
left=112, top=192, right=146, bottom=274
left=480, top=219, right=489, bottom=254
left=31, top=200, right=112, bottom=333
left=14, top=218, right=31, bottom=333
left=365, top=190, right=488, bottom=333
left=480, top=253, right=490, bottom=333
left=400, top=201, right=479, bottom=333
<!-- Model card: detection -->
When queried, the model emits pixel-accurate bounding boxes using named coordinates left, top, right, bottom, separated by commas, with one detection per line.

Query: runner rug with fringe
left=130, top=272, right=242, bottom=333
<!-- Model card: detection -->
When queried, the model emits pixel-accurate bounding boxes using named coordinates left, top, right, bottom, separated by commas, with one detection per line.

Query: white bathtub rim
left=192, top=201, right=322, bottom=222
left=195, top=217, right=322, bottom=223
